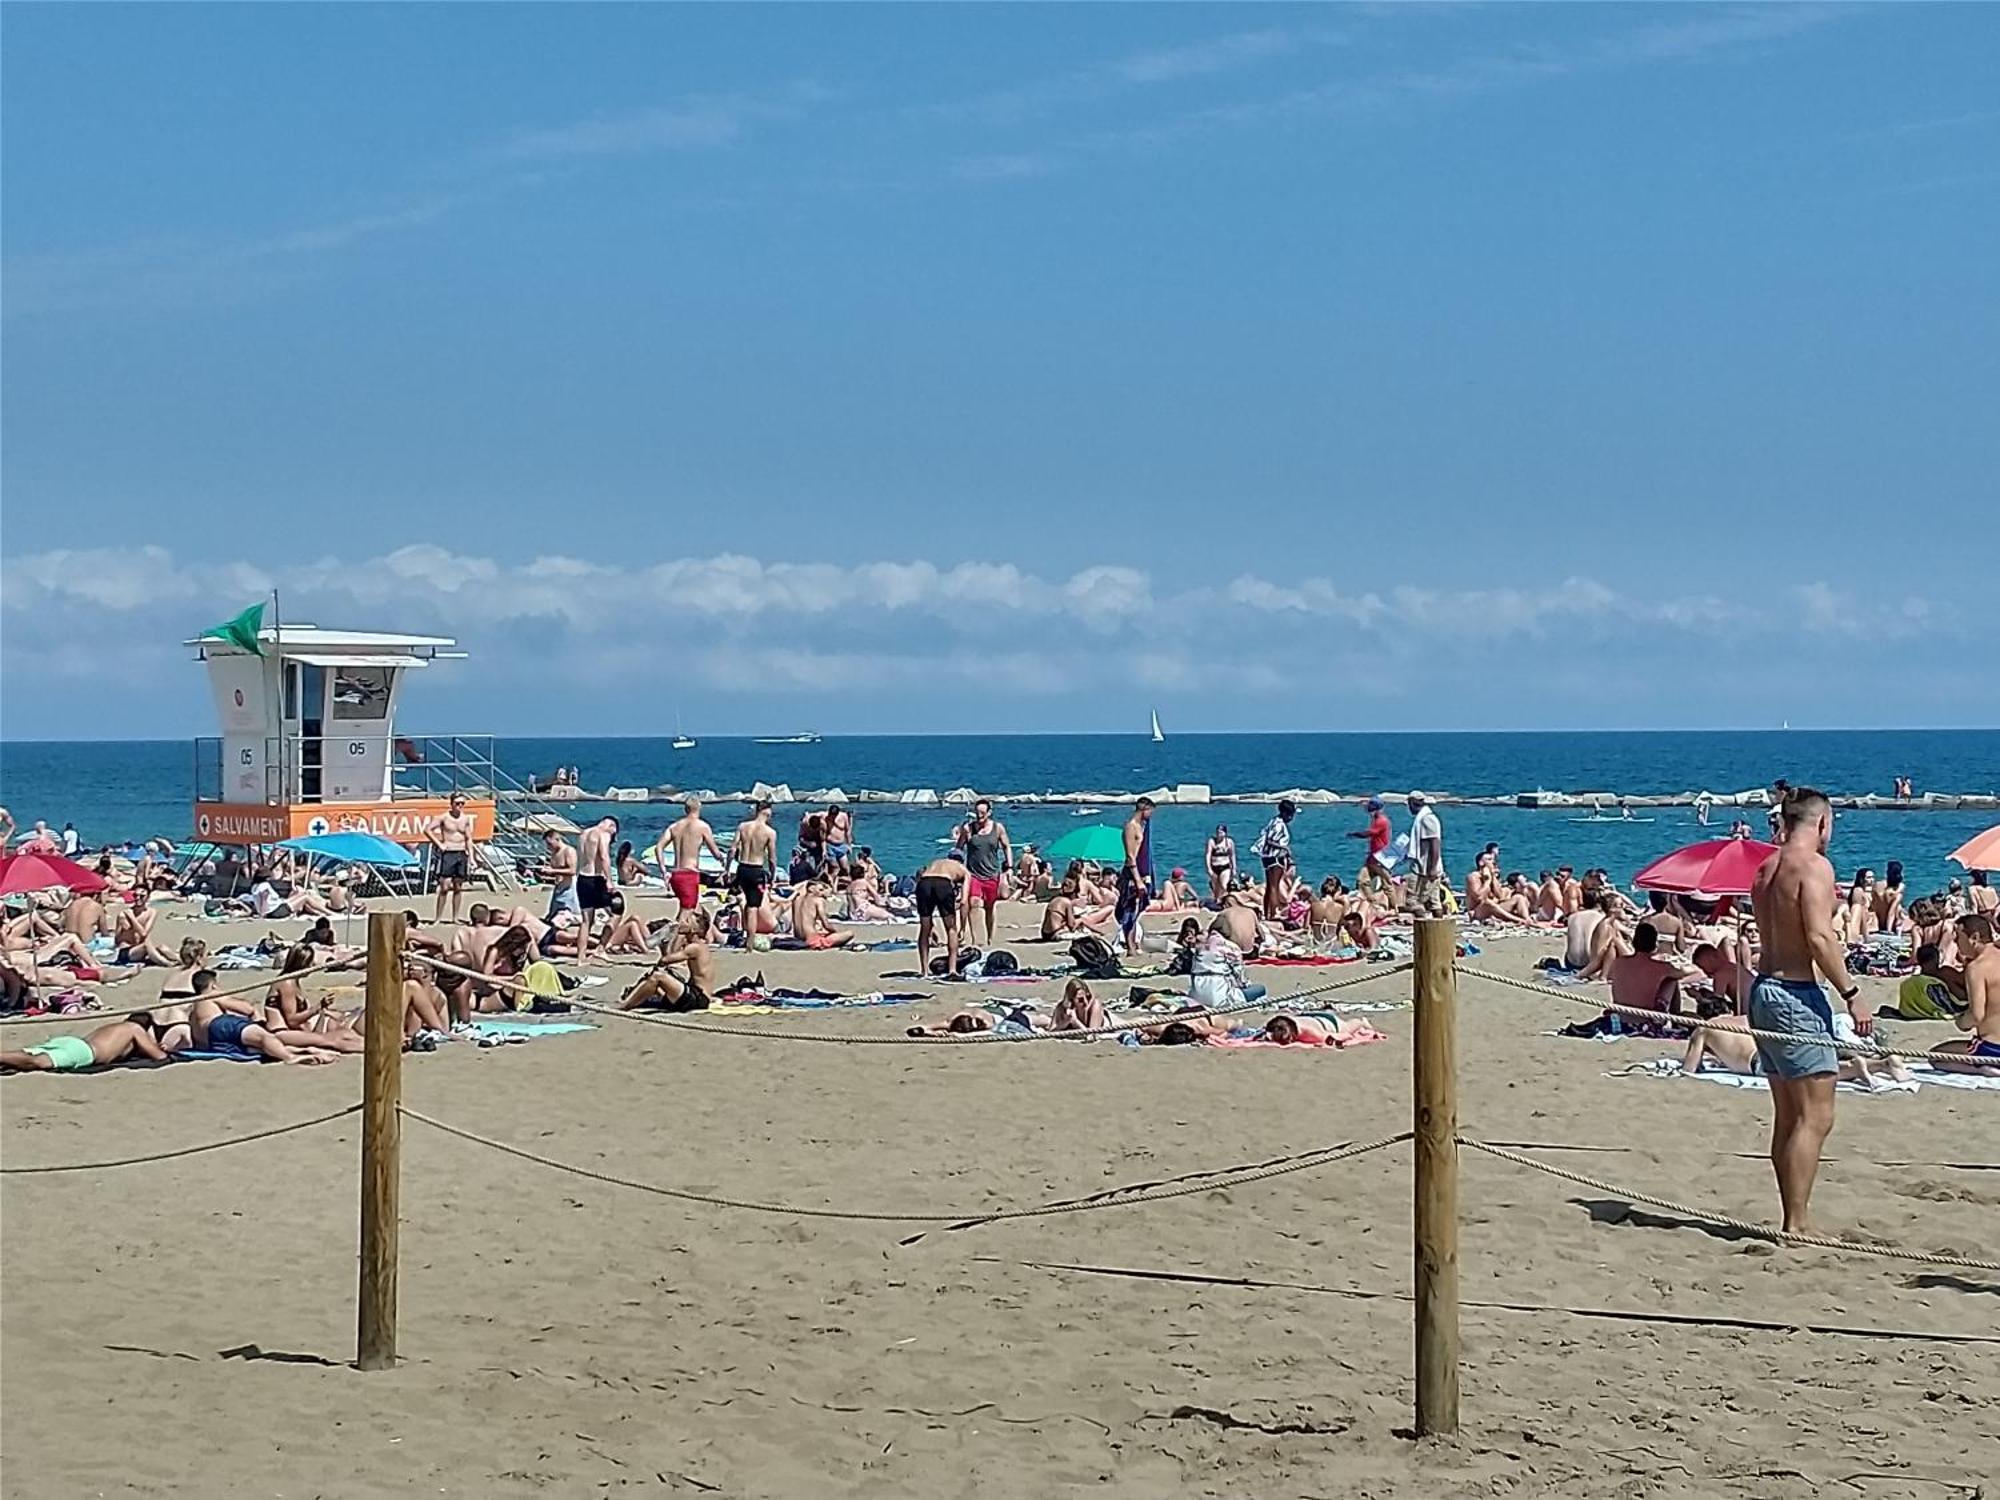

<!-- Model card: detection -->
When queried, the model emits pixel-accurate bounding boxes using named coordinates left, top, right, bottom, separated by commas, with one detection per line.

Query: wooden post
left=357, top=910, right=406, bottom=1371
left=1413, top=916, right=1460, bottom=1436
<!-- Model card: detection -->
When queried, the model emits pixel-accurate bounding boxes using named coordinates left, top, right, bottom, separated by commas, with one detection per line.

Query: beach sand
left=3, top=893, right=1995, bottom=1498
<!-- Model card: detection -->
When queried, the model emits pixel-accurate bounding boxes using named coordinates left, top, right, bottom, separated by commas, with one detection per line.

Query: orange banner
left=192, top=798, right=497, bottom=847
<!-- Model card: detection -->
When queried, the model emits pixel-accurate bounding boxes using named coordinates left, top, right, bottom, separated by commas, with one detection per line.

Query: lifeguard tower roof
left=186, top=624, right=464, bottom=661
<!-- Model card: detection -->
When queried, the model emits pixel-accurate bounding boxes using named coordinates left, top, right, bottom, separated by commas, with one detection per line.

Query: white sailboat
left=1150, top=708, right=1164, bottom=743
left=671, top=711, right=696, bottom=750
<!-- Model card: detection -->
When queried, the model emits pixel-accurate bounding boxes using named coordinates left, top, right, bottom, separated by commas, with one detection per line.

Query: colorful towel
left=1209, top=1023, right=1390, bottom=1050
left=1607, top=1056, right=2000, bottom=1093
left=715, top=989, right=929, bottom=1013
left=469, top=1018, right=597, bottom=1038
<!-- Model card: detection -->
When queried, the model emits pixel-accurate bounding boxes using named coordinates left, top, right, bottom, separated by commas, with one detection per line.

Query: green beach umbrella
left=202, top=600, right=267, bottom=655
left=1044, top=824, right=1127, bottom=865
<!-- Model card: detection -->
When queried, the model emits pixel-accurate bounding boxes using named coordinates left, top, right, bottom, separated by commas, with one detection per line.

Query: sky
left=3, top=4, right=1996, bottom=740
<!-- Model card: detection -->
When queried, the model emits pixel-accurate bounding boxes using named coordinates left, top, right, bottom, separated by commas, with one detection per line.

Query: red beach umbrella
left=1948, top=825, right=2000, bottom=873
left=1632, top=837, right=1778, bottom=898
left=0, top=851, right=109, bottom=897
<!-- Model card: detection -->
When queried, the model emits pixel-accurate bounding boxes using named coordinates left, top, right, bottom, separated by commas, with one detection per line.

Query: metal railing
left=194, top=732, right=499, bottom=806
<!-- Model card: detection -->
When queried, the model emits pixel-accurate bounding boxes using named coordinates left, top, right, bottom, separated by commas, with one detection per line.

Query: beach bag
left=928, top=945, right=981, bottom=977
left=983, top=950, right=1020, bottom=977
left=1068, top=935, right=1122, bottom=980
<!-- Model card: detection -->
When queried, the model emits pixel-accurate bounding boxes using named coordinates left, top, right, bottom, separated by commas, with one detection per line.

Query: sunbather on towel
left=265, top=943, right=358, bottom=1037
left=1, top=1012, right=178, bottom=1073
left=1682, top=1013, right=1909, bottom=1089
left=187, top=995, right=340, bottom=1064
left=620, top=910, right=717, bottom=1013
left=1262, top=1013, right=1381, bottom=1047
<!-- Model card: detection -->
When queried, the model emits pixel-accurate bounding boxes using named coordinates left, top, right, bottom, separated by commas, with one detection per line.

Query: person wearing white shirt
left=1407, top=792, right=1445, bottom=914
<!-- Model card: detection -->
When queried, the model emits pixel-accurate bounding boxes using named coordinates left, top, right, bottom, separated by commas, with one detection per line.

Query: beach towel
left=1605, top=1056, right=2000, bottom=1094
left=1209, top=1022, right=1390, bottom=1050
left=716, top=988, right=929, bottom=1012
left=469, top=1018, right=596, bottom=1039
left=1250, top=954, right=1363, bottom=968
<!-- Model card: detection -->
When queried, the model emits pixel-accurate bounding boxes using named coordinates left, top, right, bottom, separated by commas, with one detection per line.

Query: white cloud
left=1112, top=31, right=1297, bottom=85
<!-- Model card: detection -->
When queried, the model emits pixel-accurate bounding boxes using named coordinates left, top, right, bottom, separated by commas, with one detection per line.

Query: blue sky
left=3, top=4, right=1995, bottom=739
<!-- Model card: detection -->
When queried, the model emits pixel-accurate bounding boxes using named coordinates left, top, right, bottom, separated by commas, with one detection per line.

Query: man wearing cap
left=1408, top=792, right=1445, bottom=915
left=1350, top=797, right=1394, bottom=894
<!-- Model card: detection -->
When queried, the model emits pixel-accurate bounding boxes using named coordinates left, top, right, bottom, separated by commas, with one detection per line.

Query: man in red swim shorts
left=654, top=797, right=725, bottom=914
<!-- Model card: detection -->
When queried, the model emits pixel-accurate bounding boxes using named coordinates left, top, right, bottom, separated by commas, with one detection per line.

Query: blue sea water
left=0, top=731, right=1993, bottom=892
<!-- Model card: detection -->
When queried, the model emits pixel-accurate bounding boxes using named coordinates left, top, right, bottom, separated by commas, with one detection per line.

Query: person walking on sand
left=731, top=800, right=779, bottom=945
left=427, top=791, right=476, bottom=925
left=573, top=815, right=619, bottom=966
left=1117, top=796, right=1156, bottom=957
left=953, top=798, right=1011, bottom=949
left=1253, top=799, right=1297, bottom=920
left=1408, top=792, right=1445, bottom=915
left=654, top=797, right=725, bottom=914
left=1748, top=786, right=1870, bottom=1234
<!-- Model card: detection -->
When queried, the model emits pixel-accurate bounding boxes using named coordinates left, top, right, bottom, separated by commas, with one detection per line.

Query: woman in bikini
left=1205, top=825, right=1237, bottom=905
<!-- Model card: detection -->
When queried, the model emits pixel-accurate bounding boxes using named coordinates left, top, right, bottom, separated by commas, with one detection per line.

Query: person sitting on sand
left=1835, top=868, right=1876, bottom=943
left=1874, top=860, right=1909, bottom=936
left=1189, top=928, right=1266, bottom=1011
left=1682, top=1013, right=1910, bottom=1090
left=2, top=1012, right=180, bottom=1074
left=1304, top=877, right=1348, bottom=946
left=1574, top=893, right=1629, bottom=980
left=1464, top=850, right=1503, bottom=918
left=1933, top=914, right=2000, bottom=1073
left=400, top=954, right=450, bottom=1041
left=60, top=888, right=110, bottom=945
left=264, top=944, right=357, bottom=1037
left=790, top=880, right=855, bottom=950
left=596, top=896, right=660, bottom=957
left=1905, top=897, right=1958, bottom=970
left=1887, top=941, right=1965, bottom=1021
left=1153, top=868, right=1198, bottom=914
left=110, top=904, right=175, bottom=967
left=1607, top=922, right=1683, bottom=1019
left=1533, top=871, right=1564, bottom=923
left=1690, top=941, right=1746, bottom=1013
left=842, top=872, right=896, bottom=923
left=1209, top=890, right=1272, bottom=960
left=440, top=924, right=536, bottom=1023
left=1050, top=977, right=1108, bottom=1033
left=1014, top=845, right=1049, bottom=900
left=1040, top=868, right=1114, bottom=941
left=1640, top=891, right=1691, bottom=954
left=620, top=911, right=717, bottom=1013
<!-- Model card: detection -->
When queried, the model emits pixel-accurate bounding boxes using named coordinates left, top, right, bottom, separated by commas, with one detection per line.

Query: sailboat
left=671, top=711, right=696, bottom=751
left=1150, top=708, right=1165, bottom=743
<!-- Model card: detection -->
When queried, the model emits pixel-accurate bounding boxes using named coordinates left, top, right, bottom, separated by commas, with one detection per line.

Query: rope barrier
left=1454, top=962, right=1988, bottom=1066
left=1, top=955, right=350, bottom=1029
left=399, top=1105, right=1412, bottom=1224
left=988, top=1257, right=2000, bottom=1347
left=1458, top=1135, right=2000, bottom=1273
left=0, top=1102, right=362, bottom=1175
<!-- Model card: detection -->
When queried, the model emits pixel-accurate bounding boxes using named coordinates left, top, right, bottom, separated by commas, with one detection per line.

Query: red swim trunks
left=967, top=876, right=1002, bottom=907
left=669, top=868, right=701, bottom=910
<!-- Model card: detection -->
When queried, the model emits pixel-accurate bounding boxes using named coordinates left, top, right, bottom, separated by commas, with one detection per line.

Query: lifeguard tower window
left=332, top=667, right=392, bottom=720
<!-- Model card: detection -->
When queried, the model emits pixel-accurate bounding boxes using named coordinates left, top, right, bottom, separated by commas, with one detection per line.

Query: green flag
left=202, top=600, right=267, bottom=655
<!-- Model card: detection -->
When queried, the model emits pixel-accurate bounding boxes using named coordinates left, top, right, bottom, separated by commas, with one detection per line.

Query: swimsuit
left=1746, top=974, right=1837, bottom=1080
left=733, top=864, right=769, bottom=907
left=24, top=1034, right=94, bottom=1071
left=1972, top=1038, right=2000, bottom=1061
left=668, top=868, right=702, bottom=910
left=575, top=875, right=614, bottom=911
left=206, top=1013, right=257, bottom=1056
left=915, top=875, right=958, bottom=921
left=963, top=825, right=1003, bottom=905
left=435, top=850, right=470, bottom=881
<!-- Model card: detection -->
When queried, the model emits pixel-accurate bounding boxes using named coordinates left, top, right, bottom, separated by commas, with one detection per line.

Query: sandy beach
left=3, top=890, right=1994, bottom=1499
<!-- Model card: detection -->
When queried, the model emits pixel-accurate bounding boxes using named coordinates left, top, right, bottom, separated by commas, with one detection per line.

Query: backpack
left=983, top=950, right=1020, bottom=977
left=1068, top=935, right=1122, bottom=980
left=928, top=945, right=982, bottom=977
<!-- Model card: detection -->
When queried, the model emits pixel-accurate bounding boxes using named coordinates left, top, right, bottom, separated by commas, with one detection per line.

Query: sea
left=1, top=730, right=1994, bottom=893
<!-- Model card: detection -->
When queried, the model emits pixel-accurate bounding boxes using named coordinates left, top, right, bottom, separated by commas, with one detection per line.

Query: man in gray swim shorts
left=1747, top=787, right=1870, bottom=1235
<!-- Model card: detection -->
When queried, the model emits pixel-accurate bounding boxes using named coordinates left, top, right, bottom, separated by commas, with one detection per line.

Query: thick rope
left=1, top=955, right=349, bottom=1029
left=1459, top=1135, right=2000, bottom=1273
left=0, top=1102, right=362, bottom=1175
left=576, top=962, right=1412, bottom=1046
left=400, top=1105, right=1411, bottom=1223
left=1455, top=962, right=1986, bottom=1066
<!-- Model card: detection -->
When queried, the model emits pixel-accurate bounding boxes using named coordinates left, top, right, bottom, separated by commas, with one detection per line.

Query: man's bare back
left=663, top=813, right=716, bottom=870
left=1751, top=842, right=1836, bottom=984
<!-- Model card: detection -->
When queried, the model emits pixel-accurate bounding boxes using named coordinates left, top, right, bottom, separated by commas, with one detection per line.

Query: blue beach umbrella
left=278, top=831, right=420, bottom=867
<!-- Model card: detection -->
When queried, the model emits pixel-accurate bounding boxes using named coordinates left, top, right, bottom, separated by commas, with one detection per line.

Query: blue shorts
left=1748, top=975, right=1837, bottom=1079
left=1973, top=1038, right=2000, bottom=1061
left=206, top=1013, right=256, bottom=1055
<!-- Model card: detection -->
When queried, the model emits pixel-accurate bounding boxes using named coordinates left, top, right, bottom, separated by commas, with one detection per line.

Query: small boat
left=1150, top=708, right=1165, bottom=743
left=1568, top=815, right=1656, bottom=824
left=671, top=735, right=697, bottom=751
left=754, top=732, right=822, bottom=745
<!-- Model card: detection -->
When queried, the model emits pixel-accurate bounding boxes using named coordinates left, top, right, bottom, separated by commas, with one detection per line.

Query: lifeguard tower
left=189, top=616, right=499, bottom=847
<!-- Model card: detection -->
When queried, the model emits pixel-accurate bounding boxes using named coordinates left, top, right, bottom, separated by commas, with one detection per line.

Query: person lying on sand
left=790, top=880, right=854, bottom=950
left=1340, top=908, right=1381, bottom=952
left=1262, top=1013, right=1382, bottom=1047
left=620, top=911, right=717, bottom=1013
left=1, top=1012, right=181, bottom=1073
left=1682, top=1013, right=1909, bottom=1089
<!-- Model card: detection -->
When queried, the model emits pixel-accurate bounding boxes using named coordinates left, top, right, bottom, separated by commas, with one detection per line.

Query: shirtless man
left=540, top=829, right=578, bottom=919
left=2, top=1013, right=179, bottom=1074
left=1935, top=914, right=2000, bottom=1072
left=620, top=911, right=718, bottom=1012
left=1534, top=871, right=1564, bottom=923
left=112, top=903, right=174, bottom=966
left=914, top=856, right=969, bottom=979
left=1607, top=922, right=1683, bottom=1019
left=790, top=880, right=855, bottom=950
left=654, top=797, right=724, bottom=914
left=954, top=799, right=1011, bottom=948
left=427, top=792, right=476, bottom=924
left=1690, top=940, right=1745, bottom=1012
left=573, top=815, right=619, bottom=965
left=61, top=890, right=109, bottom=944
left=1209, top=891, right=1268, bottom=959
left=1116, top=796, right=1155, bottom=957
left=731, top=801, right=779, bottom=946
left=822, top=804, right=854, bottom=873
left=1747, top=787, right=1869, bottom=1234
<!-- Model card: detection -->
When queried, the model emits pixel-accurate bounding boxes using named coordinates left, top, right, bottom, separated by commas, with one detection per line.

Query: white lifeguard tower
left=188, top=618, right=498, bottom=846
